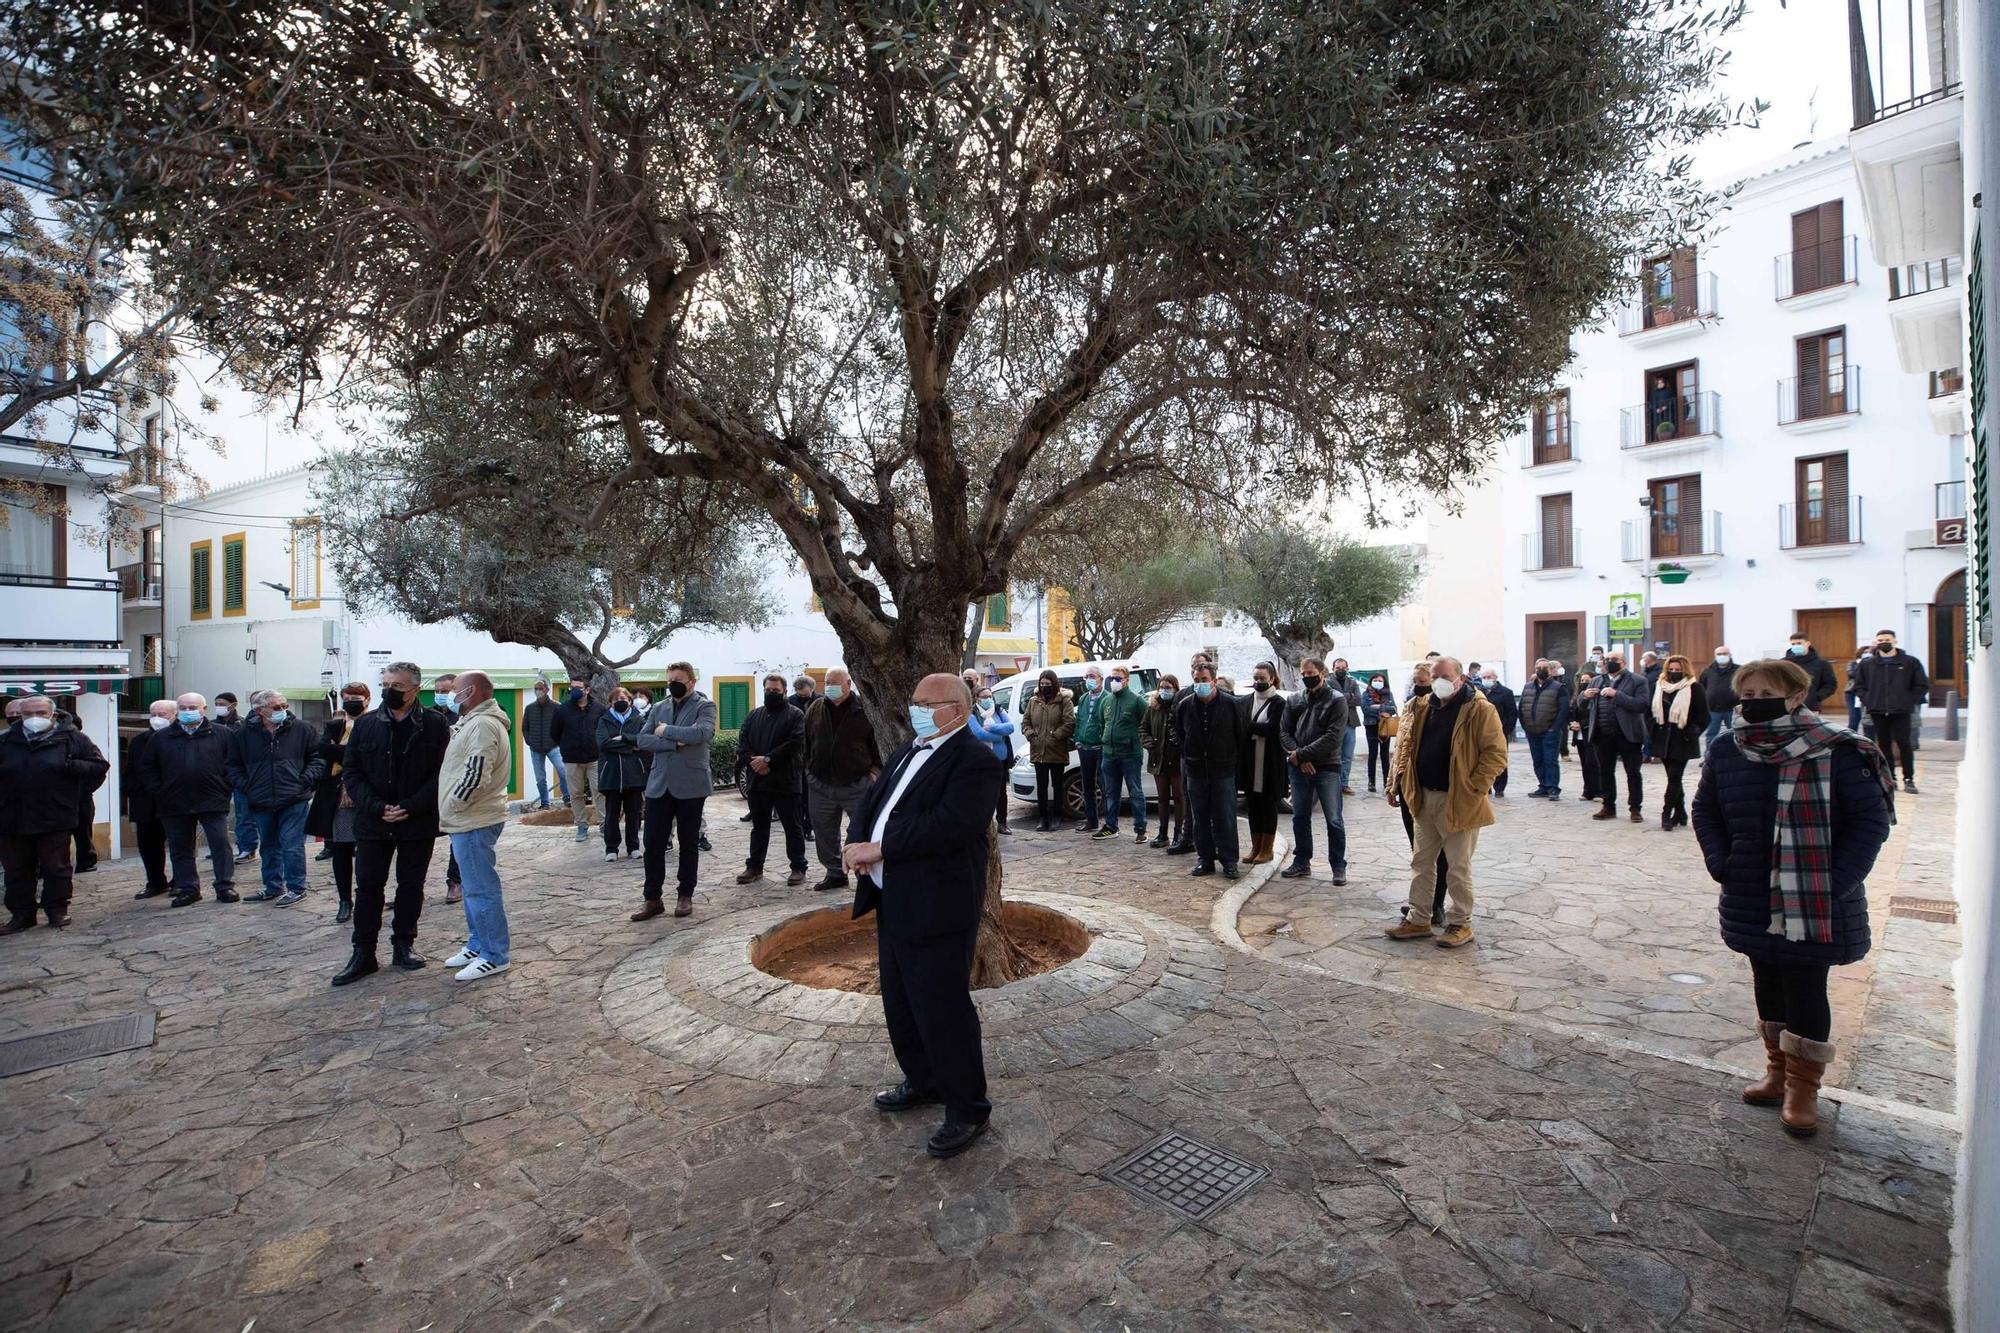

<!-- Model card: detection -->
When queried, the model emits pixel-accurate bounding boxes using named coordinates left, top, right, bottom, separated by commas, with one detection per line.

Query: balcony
left=1521, top=528, right=1581, bottom=577
left=1928, top=368, right=1969, bottom=434
left=1774, top=235, right=1859, bottom=305
left=1778, top=367, right=1863, bottom=432
left=118, top=562, right=162, bottom=605
left=1621, top=511, right=1724, bottom=566
left=0, top=574, right=122, bottom=648
left=1520, top=430, right=1579, bottom=473
left=1886, top=256, right=1963, bottom=373
left=1779, top=498, right=1866, bottom=556
left=1615, top=271, right=1719, bottom=345
left=1847, top=0, right=1963, bottom=266
left=1620, top=390, right=1721, bottom=456
left=1935, top=481, right=1967, bottom=546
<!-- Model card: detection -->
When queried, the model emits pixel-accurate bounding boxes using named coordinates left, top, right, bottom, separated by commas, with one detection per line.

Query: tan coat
left=1020, top=690, right=1077, bottom=764
left=439, top=698, right=514, bottom=833
left=1391, top=689, right=1509, bottom=833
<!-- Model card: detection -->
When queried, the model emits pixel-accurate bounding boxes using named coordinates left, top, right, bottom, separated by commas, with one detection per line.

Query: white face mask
left=1715, top=653, right=1731, bottom=664
left=1108, top=679, right=1125, bottom=693
left=1430, top=678, right=1459, bottom=701
left=22, top=715, right=53, bottom=735
left=149, top=715, right=172, bottom=730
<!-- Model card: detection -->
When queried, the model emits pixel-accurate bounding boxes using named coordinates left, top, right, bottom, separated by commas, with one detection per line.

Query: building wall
left=1499, top=144, right=1966, bottom=677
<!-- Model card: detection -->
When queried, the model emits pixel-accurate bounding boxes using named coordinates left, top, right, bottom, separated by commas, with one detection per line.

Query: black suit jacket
left=848, top=726, right=1007, bottom=941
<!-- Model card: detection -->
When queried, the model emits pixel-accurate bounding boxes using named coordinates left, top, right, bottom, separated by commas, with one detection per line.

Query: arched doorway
left=1928, top=569, right=1968, bottom=705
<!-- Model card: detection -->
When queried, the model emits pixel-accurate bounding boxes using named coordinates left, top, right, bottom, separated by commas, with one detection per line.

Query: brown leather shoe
left=1591, top=807, right=1618, bottom=820
left=44, top=911, right=71, bottom=929
left=785, top=869, right=807, bottom=886
left=736, top=868, right=763, bottom=885
left=630, top=899, right=666, bottom=922
left=1742, top=1020, right=1786, bottom=1105
left=1629, top=811, right=1643, bottom=823
left=1779, top=1032, right=1833, bottom=1136
left=674, top=895, right=694, bottom=918
left=1384, top=920, right=1433, bottom=941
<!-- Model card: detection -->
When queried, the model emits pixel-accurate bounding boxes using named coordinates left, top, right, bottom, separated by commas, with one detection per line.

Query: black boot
left=392, top=942, right=426, bottom=971
left=331, top=949, right=378, bottom=986
left=335, top=891, right=352, bottom=925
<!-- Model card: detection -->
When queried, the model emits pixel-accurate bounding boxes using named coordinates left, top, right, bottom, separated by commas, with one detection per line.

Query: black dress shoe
left=74, top=858, right=98, bottom=874
left=331, top=950, right=378, bottom=986
left=214, top=887, right=240, bottom=903
left=1223, top=865, right=1239, bottom=880
left=45, top=911, right=71, bottom=928
left=1279, top=863, right=1312, bottom=879
left=335, top=900, right=352, bottom=925
left=392, top=943, right=426, bottom=970
left=873, top=1081, right=940, bottom=1113
left=1165, top=841, right=1195, bottom=856
left=169, top=891, right=200, bottom=908
left=1189, top=864, right=1215, bottom=878
left=811, top=874, right=848, bottom=893
left=1148, top=833, right=1168, bottom=848
left=926, top=1120, right=989, bottom=1159
left=0, top=914, right=34, bottom=935
left=134, top=885, right=170, bottom=900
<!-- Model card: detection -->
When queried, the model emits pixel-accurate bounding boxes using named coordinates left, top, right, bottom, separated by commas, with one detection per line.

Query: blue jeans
left=249, top=800, right=309, bottom=892
left=1288, top=766, right=1346, bottom=871
left=529, top=748, right=569, bottom=806
left=450, top=824, right=508, bottom=965
left=1185, top=772, right=1239, bottom=868
left=233, top=789, right=259, bottom=853
left=1528, top=729, right=1562, bottom=793
left=1078, top=747, right=1101, bottom=828
left=1704, top=712, right=1727, bottom=746
left=1099, top=753, right=1146, bottom=833
left=1339, top=725, right=1358, bottom=789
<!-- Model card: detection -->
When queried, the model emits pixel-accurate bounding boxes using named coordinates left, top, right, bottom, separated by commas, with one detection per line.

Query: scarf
left=1730, top=709, right=1895, bottom=944
left=1651, top=675, right=1694, bottom=729
left=1249, top=689, right=1281, bottom=792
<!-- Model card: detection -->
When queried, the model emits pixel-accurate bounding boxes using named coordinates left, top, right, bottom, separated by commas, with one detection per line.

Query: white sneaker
left=625, top=848, right=640, bottom=860
left=444, top=946, right=480, bottom=968
left=603, top=850, right=618, bottom=862
left=455, top=958, right=508, bottom=982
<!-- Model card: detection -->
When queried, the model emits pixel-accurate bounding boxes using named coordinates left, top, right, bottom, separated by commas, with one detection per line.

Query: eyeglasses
left=911, top=697, right=960, bottom=709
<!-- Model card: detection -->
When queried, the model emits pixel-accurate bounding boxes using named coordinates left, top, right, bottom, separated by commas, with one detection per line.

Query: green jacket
left=1098, top=688, right=1147, bottom=758
left=1073, top=687, right=1107, bottom=747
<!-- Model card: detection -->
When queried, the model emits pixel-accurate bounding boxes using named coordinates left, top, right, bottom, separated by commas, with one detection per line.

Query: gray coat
left=637, top=690, right=716, bottom=800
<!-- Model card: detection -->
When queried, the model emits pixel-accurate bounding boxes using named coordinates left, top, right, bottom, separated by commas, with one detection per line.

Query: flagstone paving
left=0, top=758, right=1960, bottom=1332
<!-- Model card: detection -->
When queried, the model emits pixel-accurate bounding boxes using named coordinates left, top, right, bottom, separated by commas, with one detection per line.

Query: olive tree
left=1224, top=525, right=1419, bottom=683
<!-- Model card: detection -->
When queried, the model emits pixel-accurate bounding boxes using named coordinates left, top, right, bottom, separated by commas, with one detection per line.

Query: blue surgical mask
left=1194, top=683, right=1214, bottom=699
left=824, top=684, right=845, bottom=702
left=1158, top=688, right=1176, bottom=701
left=1085, top=677, right=1102, bottom=692
left=268, top=709, right=290, bottom=724
left=977, top=697, right=994, bottom=713
left=178, top=709, right=202, bottom=727
left=909, top=704, right=941, bottom=740
left=438, top=694, right=460, bottom=713
left=1786, top=645, right=1805, bottom=656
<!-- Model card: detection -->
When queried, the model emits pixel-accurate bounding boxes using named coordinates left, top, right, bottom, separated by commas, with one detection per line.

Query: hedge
left=709, top=729, right=740, bottom=787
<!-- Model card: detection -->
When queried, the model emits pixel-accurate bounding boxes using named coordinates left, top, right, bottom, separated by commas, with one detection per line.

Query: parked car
left=997, top=659, right=1162, bottom=819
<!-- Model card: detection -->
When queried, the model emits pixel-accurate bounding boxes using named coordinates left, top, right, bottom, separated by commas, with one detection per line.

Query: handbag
left=1376, top=714, right=1400, bottom=738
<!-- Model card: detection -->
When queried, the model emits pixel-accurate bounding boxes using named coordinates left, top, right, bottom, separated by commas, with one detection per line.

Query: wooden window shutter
left=1825, top=454, right=1850, bottom=541
left=1683, top=474, right=1704, bottom=550
left=1797, top=335, right=1825, bottom=418
left=1820, top=201, right=1844, bottom=282
left=1671, top=246, right=1698, bottom=317
left=1791, top=208, right=1822, bottom=294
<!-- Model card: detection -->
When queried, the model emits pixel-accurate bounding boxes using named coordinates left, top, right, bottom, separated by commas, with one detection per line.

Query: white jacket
left=439, top=699, right=513, bottom=833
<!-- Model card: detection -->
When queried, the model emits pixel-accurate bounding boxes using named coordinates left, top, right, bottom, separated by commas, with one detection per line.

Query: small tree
left=1224, top=526, right=1418, bottom=683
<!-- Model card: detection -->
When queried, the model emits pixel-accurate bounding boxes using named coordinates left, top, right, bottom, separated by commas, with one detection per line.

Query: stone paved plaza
left=0, top=739, right=1964, bottom=1331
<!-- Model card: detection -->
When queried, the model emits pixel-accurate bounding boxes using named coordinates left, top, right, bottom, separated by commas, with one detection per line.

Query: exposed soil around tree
left=751, top=901, right=1090, bottom=994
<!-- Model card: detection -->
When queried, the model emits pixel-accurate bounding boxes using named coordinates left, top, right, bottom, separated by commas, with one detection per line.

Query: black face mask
left=1876, top=644, right=1895, bottom=655
left=667, top=681, right=688, bottom=699
left=1535, top=668, right=1549, bottom=680
left=1665, top=670, right=1685, bottom=682
left=568, top=688, right=584, bottom=704
left=1300, top=675, right=1321, bottom=690
left=1039, top=682, right=1058, bottom=698
left=342, top=698, right=365, bottom=717
left=1739, top=698, right=1790, bottom=724
left=765, top=690, right=787, bottom=710
left=381, top=687, right=407, bottom=711
left=1333, top=668, right=1347, bottom=680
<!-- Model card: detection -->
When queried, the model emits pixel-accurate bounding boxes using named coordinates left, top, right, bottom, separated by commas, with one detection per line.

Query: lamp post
left=1635, top=494, right=1655, bottom=653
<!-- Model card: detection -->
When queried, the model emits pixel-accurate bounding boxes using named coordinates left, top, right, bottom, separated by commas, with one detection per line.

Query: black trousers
left=1574, top=730, right=1600, bottom=799
left=1244, top=781, right=1281, bottom=837
left=164, top=811, right=233, bottom=898
left=747, top=789, right=807, bottom=872
left=351, top=837, right=433, bottom=953
left=603, top=786, right=644, bottom=853
left=1593, top=733, right=1644, bottom=812
left=1365, top=727, right=1393, bottom=789
left=1, top=831, right=73, bottom=918
left=1867, top=711, right=1915, bottom=780
left=73, top=791, right=97, bottom=868
left=1033, top=762, right=1065, bottom=823
left=877, top=920, right=990, bottom=1125
left=1662, top=757, right=1692, bottom=819
left=330, top=842, right=355, bottom=901
left=1398, top=799, right=1447, bottom=921
left=1491, top=744, right=1510, bottom=796
left=1749, top=959, right=1832, bottom=1042
left=135, top=815, right=168, bottom=893
left=644, top=793, right=706, bottom=899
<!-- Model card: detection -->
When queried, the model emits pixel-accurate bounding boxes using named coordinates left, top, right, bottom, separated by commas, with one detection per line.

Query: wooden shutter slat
left=1797, top=336, right=1824, bottom=419
left=1821, top=201, right=1845, bottom=283
left=1684, top=475, right=1704, bottom=551
left=1826, top=454, right=1849, bottom=542
left=1792, top=208, right=1822, bottom=294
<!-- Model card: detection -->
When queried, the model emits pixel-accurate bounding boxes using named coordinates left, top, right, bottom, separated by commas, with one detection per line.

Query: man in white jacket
left=437, top=671, right=515, bottom=981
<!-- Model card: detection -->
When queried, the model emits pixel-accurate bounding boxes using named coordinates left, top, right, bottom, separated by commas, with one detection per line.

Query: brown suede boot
left=1779, top=1031, right=1835, bottom=1136
left=1741, top=1020, right=1786, bottom=1105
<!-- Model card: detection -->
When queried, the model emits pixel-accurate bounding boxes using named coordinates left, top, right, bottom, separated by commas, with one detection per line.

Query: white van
left=988, top=660, right=1163, bottom=820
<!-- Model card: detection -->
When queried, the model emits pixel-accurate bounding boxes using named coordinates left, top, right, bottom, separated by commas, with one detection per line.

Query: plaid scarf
left=1730, top=708, right=1895, bottom=944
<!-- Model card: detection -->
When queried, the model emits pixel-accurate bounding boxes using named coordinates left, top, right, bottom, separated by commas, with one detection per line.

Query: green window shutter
left=986, top=593, right=1009, bottom=629
left=223, top=537, right=245, bottom=613
left=190, top=546, right=211, bottom=615
left=717, top=680, right=750, bottom=731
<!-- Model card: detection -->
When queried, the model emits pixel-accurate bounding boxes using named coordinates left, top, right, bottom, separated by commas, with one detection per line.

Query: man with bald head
left=1383, top=656, right=1508, bottom=949
left=0, top=694, right=109, bottom=931
left=136, top=692, right=240, bottom=907
left=437, top=671, right=515, bottom=981
left=843, top=672, right=1007, bottom=1159
left=124, top=698, right=181, bottom=900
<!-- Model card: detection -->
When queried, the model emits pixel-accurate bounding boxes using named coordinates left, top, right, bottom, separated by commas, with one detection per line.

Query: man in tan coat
left=1384, top=656, right=1509, bottom=948
left=437, top=671, right=515, bottom=981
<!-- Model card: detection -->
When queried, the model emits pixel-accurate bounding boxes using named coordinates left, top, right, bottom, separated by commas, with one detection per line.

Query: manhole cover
left=1889, top=896, right=1958, bottom=924
left=1101, top=1132, right=1267, bottom=1221
left=1666, top=973, right=1709, bottom=986
left=0, top=1012, right=156, bottom=1077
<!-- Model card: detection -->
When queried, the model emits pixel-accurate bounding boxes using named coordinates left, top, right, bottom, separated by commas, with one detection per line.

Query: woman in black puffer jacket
left=1691, top=657, right=1892, bottom=1138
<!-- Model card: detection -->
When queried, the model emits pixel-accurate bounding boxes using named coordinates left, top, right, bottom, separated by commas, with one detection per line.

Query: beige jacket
left=1391, top=688, right=1509, bottom=833
left=439, top=698, right=513, bottom=833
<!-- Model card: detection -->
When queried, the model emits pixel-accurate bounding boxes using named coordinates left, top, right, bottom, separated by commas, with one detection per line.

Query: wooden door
left=1649, top=474, right=1702, bottom=557
left=1650, top=605, right=1722, bottom=666
left=1539, top=494, right=1573, bottom=567
left=1790, top=200, right=1844, bottom=294
left=1532, top=392, right=1570, bottom=464
left=1929, top=570, right=1967, bottom=705
left=1527, top=613, right=1585, bottom=672
left=1796, top=329, right=1847, bottom=419
left=1795, top=454, right=1849, bottom=545
left=1796, top=608, right=1857, bottom=668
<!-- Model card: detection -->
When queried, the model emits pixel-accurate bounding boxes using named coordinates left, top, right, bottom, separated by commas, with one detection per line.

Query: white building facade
left=1498, top=142, right=1968, bottom=690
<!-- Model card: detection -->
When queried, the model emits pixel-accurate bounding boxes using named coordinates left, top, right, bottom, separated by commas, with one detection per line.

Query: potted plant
left=1655, top=561, right=1691, bottom=585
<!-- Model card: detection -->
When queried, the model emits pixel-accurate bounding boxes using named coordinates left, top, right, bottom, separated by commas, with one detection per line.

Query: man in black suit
left=843, top=672, right=1008, bottom=1159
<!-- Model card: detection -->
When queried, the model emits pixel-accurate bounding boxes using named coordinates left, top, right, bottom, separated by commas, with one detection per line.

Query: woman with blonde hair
left=1691, top=656, right=1893, bottom=1137
left=1649, top=652, right=1709, bottom=830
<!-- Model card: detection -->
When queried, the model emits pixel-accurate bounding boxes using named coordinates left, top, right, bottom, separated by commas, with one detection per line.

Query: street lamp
left=1635, top=494, right=1654, bottom=653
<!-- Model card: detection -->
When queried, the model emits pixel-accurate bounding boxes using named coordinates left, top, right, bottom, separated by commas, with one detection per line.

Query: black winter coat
left=1173, top=691, right=1245, bottom=778
left=739, top=702, right=805, bottom=792
left=1484, top=682, right=1519, bottom=739
left=1648, top=685, right=1710, bottom=764
left=305, top=717, right=354, bottom=839
left=548, top=699, right=606, bottom=764
left=522, top=697, right=561, bottom=753
left=1791, top=650, right=1841, bottom=712
left=227, top=717, right=326, bottom=810
left=139, top=721, right=235, bottom=816
left=125, top=725, right=166, bottom=823
left=1698, top=661, right=1739, bottom=714
left=1241, top=690, right=1288, bottom=794
left=0, top=722, right=109, bottom=836
left=1691, top=732, right=1891, bottom=967
left=342, top=705, right=451, bottom=841
left=1853, top=650, right=1930, bottom=715
left=596, top=709, right=650, bottom=791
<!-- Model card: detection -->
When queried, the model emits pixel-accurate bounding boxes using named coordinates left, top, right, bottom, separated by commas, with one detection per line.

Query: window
left=142, top=634, right=163, bottom=675
left=1531, top=392, right=1571, bottom=464
left=0, top=484, right=61, bottom=579
left=289, top=520, right=322, bottom=609
left=0, top=117, right=57, bottom=188
left=1537, top=494, right=1574, bottom=568
left=222, top=533, right=246, bottom=616
left=190, top=539, right=213, bottom=619
left=984, top=592, right=1011, bottom=631
left=1795, top=454, right=1851, bottom=546
left=1641, top=246, right=1697, bottom=327
left=1793, top=328, right=1849, bottom=419
left=1645, top=361, right=1702, bottom=440
left=1648, top=474, right=1703, bottom=557
left=1202, top=607, right=1225, bottom=629
left=1789, top=201, right=1847, bottom=295
left=138, top=416, right=163, bottom=483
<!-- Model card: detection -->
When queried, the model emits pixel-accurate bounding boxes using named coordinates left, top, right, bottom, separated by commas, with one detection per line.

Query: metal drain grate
left=0, top=1012, right=156, bottom=1077
left=1888, top=896, right=1959, bottom=924
left=1101, top=1132, right=1267, bottom=1221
